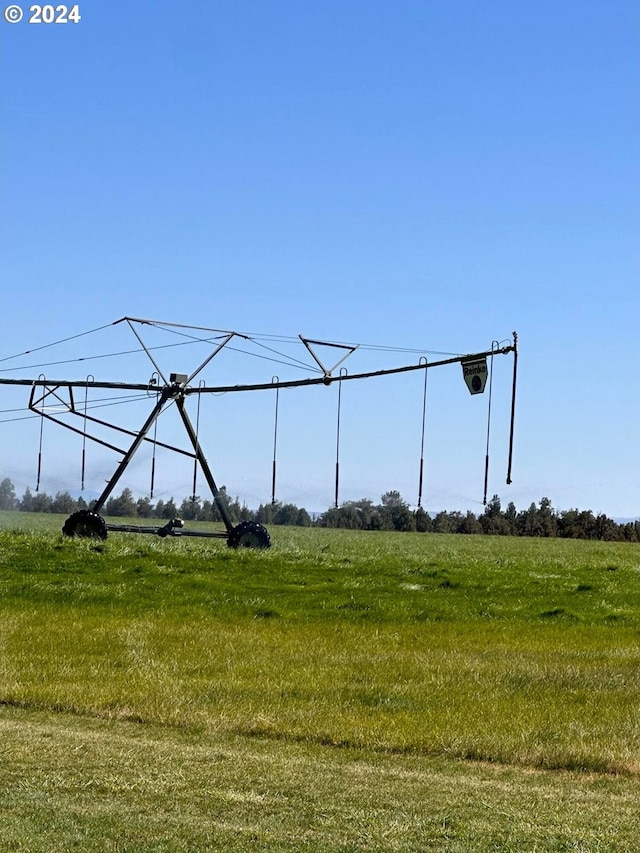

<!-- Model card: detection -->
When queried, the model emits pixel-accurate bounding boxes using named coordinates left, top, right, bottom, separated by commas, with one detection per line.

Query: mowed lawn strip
left=2, top=706, right=639, bottom=853
left=2, top=612, right=638, bottom=774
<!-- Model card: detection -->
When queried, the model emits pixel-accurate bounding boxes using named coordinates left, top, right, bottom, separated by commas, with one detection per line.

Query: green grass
left=0, top=511, right=639, bottom=850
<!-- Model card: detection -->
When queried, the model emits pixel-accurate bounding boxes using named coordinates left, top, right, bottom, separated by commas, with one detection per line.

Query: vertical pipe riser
left=506, top=332, right=518, bottom=485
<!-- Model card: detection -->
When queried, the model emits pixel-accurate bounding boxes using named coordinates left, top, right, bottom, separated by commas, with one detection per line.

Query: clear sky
left=1, top=1, right=638, bottom=518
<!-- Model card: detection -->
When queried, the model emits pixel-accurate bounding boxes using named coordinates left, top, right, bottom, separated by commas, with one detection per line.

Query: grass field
left=0, top=511, right=639, bottom=851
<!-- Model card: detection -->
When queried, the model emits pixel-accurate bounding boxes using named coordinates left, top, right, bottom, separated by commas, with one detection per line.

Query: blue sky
left=1, top=1, right=638, bottom=518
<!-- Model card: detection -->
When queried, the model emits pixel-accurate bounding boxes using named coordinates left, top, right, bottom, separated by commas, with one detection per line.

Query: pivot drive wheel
left=62, top=510, right=108, bottom=540
left=227, top=521, right=271, bottom=549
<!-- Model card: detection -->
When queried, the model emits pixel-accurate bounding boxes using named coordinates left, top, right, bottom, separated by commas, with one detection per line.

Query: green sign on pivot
left=462, top=358, right=488, bottom=394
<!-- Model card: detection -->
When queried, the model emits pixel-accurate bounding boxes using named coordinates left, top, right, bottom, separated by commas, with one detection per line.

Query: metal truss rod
left=33, top=410, right=127, bottom=455
left=187, top=332, right=235, bottom=385
left=115, top=317, right=249, bottom=337
left=29, top=407, right=197, bottom=459
left=125, top=318, right=169, bottom=386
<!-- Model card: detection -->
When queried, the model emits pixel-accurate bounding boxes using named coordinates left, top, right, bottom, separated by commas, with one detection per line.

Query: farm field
left=0, top=511, right=639, bottom=851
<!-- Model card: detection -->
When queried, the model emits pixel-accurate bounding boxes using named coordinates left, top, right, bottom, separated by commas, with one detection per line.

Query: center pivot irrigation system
left=0, top=318, right=518, bottom=548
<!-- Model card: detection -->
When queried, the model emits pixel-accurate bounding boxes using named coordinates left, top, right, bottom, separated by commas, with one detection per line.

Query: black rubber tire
left=62, top=510, right=108, bottom=540
left=227, top=521, right=271, bottom=549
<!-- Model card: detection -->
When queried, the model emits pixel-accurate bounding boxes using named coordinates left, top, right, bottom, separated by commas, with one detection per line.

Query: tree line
left=0, top=478, right=637, bottom=542
left=319, top=492, right=639, bottom=542
left=0, top=478, right=312, bottom=527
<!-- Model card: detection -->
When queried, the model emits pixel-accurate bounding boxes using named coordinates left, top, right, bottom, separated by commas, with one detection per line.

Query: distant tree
left=255, top=502, right=277, bottom=525
left=448, top=511, right=465, bottom=533
left=319, top=503, right=360, bottom=529
left=296, top=507, right=311, bottom=527
left=319, top=506, right=342, bottom=528
left=391, top=504, right=416, bottom=532
left=343, top=503, right=366, bottom=529
left=161, top=498, right=178, bottom=519
left=538, top=497, right=557, bottom=537
left=479, top=496, right=511, bottom=535
left=31, top=492, right=53, bottom=513
left=595, top=513, right=619, bottom=541
left=433, top=511, right=454, bottom=534
left=239, top=503, right=254, bottom=522
left=485, top=494, right=502, bottom=518
left=479, top=513, right=512, bottom=536
left=105, top=488, right=137, bottom=517
left=517, top=503, right=543, bottom=537
left=273, top=503, right=301, bottom=525
left=380, top=491, right=415, bottom=532
left=459, top=510, right=482, bottom=534
left=228, top=495, right=243, bottom=523
left=414, top=506, right=432, bottom=533
left=380, top=490, right=405, bottom=509
left=136, top=496, right=154, bottom=518
left=206, top=486, right=234, bottom=523
left=325, top=499, right=384, bottom=530
left=504, top=501, right=518, bottom=535
left=199, top=496, right=243, bottom=522
left=351, top=499, right=377, bottom=530
left=619, top=521, right=640, bottom=543
left=557, top=508, right=579, bottom=539
left=20, top=487, right=35, bottom=512
left=179, top=496, right=202, bottom=521
left=576, top=509, right=597, bottom=540
left=0, top=478, right=17, bottom=510
left=51, top=491, right=77, bottom=514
